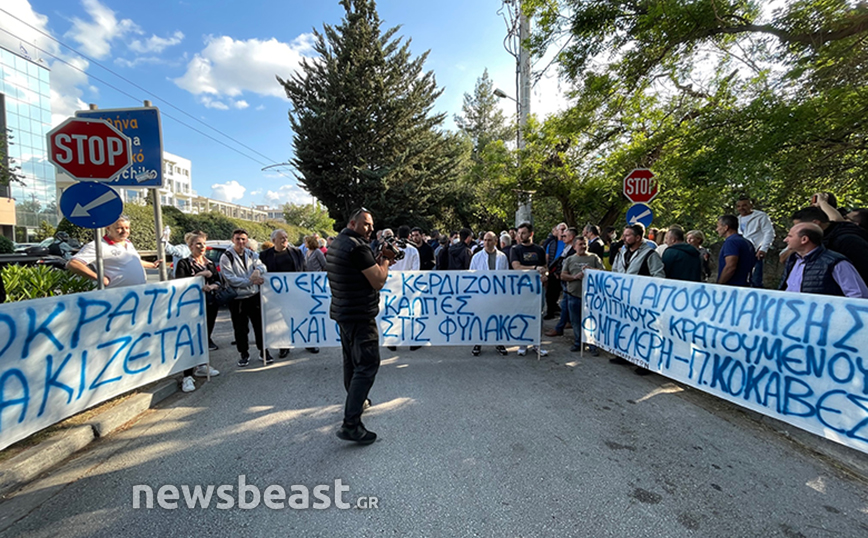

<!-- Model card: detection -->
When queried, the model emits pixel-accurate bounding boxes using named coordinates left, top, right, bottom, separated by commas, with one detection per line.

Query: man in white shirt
left=67, top=216, right=160, bottom=288
left=736, top=196, right=776, bottom=288
left=469, top=232, right=509, bottom=356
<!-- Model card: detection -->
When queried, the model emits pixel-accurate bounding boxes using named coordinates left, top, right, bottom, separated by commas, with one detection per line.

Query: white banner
left=262, top=270, right=543, bottom=348
left=0, top=278, right=207, bottom=450
left=582, top=270, right=868, bottom=454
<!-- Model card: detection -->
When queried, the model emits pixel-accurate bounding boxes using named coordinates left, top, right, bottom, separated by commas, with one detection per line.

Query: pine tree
left=279, top=0, right=464, bottom=229
left=454, top=69, right=513, bottom=159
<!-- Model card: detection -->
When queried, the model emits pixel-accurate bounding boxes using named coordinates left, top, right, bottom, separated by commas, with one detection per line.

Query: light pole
left=494, top=88, right=533, bottom=227
left=261, top=162, right=316, bottom=206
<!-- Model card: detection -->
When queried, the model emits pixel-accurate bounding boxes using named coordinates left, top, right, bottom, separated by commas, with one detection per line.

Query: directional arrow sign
left=60, top=182, right=123, bottom=229
left=626, top=203, right=654, bottom=229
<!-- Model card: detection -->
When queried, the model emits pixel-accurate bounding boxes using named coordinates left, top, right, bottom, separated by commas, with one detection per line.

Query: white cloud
left=113, top=56, right=165, bottom=68
left=65, top=0, right=140, bottom=60
left=173, top=34, right=315, bottom=102
left=199, top=96, right=229, bottom=110
left=249, top=189, right=263, bottom=196
left=264, top=183, right=311, bottom=206
left=233, top=100, right=249, bottom=109
left=210, top=181, right=246, bottom=202
left=129, top=31, right=184, bottom=54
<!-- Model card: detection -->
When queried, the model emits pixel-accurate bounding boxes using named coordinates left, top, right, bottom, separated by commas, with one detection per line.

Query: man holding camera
left=326, top=208, right=393, bottom=445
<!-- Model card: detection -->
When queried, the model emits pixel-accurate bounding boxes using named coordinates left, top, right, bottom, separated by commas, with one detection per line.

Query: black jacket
left=823, top=221, right=868, bottom=284
left=443, top=242, right=472, bottom=270
left=260, top=246, right=305, bottom=273
left=661, top=243, right=703, bottom=282
left=326, top=228, right=379, bottom=322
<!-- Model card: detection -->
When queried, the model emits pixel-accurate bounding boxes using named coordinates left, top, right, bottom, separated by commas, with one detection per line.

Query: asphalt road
left=1, top=311, right=867, bottom=537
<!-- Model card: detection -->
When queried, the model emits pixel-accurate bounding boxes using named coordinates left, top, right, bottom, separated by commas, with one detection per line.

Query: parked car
left=204, top=240, right=233, bottom=271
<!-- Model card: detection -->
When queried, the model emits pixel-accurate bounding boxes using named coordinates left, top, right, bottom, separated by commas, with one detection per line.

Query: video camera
left=376, top=235, right=407, bottom=261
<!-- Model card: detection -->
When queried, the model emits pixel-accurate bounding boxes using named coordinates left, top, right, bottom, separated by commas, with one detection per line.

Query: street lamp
left=494, top=88, right=533, bottom=226
left=260, top=162, right=316, bottom=206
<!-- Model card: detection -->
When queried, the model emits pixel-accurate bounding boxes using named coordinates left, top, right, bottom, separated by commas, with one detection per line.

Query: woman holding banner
left=174, top=231, right=221, bottom=392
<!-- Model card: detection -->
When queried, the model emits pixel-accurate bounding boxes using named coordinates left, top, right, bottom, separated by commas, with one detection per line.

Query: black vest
left=326, top=228, right=379, bottom=322
left=780, top=245, right=846, bottom=296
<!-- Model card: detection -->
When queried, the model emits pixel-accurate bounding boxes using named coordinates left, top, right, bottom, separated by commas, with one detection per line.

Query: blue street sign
left=60, top=182, right=123, bottom=229
left=626, top=203, right=654, bottom=228
left=75, top=107, right=163, bottom=188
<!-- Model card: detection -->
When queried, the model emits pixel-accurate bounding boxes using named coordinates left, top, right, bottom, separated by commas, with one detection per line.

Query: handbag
left=212, top=282, right=238, bottom=307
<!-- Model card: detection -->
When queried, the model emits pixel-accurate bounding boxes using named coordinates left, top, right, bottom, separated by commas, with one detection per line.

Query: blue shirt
left=718, top=234, right=756, bottom=287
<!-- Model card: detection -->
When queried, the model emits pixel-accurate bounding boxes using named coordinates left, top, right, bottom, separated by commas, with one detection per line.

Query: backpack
left=48, top=240, right=63, bottom=256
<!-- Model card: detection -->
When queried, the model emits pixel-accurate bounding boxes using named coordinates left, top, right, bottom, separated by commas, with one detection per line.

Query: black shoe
left=634, top=367, right=651, bottom=376
left=208, top=340, right=219, bottom=351
left=336, top=424, right=377, bottom=445
left=495, top=345, right=508, bottom=356
left=609, top=357, right=630, bottom=365
left=262, top=350, right=274, bottom=364
left=472, top=345, right=481, bottom=356
left=570, top=345, right=581, bottom=352
left=590, top=345, right=600, bottom=357
left=409, top=346, right=421, bottom=351
left=278, top=348, right=290, bottom=358
left=237, top=353, right=250, bottom=367
left=306, top=347, right=320, bottom=354
left=387, top=346, right=397, bottom=351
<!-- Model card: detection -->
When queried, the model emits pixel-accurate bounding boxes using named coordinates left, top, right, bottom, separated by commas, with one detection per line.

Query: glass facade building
left=0, top=45, right=57, bottom=241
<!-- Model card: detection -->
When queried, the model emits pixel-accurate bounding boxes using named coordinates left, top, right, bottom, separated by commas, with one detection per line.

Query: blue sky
left=2, top=0, right=567, bottom=207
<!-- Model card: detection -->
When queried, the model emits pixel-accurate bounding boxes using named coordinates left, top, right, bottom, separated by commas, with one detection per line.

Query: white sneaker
left=181, top=376, right=196, bottom=393
left=517, top=346, right=528, bottom=356
left=194, top=365, right=220, bottom=377
left=521, top=346, right=549, bottom=357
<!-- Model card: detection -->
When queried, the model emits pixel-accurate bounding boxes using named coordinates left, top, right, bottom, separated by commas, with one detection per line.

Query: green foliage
left=0, top=235, right=13, bottom=254
left=0, top=129, right=26, bottom=188
left=282, top=203, right=337, bottom=237
left=279, top=0, right=467, bottom=230
left=1, top=264, right=95, bottom=302
left=33, top=221, right=57, bottom=242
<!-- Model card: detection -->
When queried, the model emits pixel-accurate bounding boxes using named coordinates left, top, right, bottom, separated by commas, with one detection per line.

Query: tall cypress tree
left=279, top=0, right=462, bottom=229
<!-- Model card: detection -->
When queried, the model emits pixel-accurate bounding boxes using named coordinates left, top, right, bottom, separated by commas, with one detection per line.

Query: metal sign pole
left=151, top=187, right=167, bottom=281
left=94, top=227, right=105, bottom=290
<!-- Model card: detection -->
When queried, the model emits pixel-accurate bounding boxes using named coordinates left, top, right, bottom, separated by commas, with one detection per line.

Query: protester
left=261, top=229, right=314, bottom=357
left=68, top=216, right=160, bottom=288
left=546, top=227, right=577, bottom=338
left=611, top=224, right=665, bottom=277
left=304, top=235, right=328, bottom=272
left=583, top=225, right=605, bottom=259
left=410, top=227, right=435, bottom=270
left=469, top=231, right=509, bottom=356
left=780, top=223, right=868, bottom=298
left=543, top=223, right=567, bottom=319
left=439, top=228, right=473, bottom=270
left=326, top=208, right=392, bottom=445
left=174, top=231, right=221, bottom=392
left=560, top=235, right=603, bottom=354
left=685, top=230, right=712, bottom=281
left=662, top=227, right=702, bottom=281
left=790, top=206, right=868, bottom=286
left=161, top=228, right=192, bottom=277
left=220, top=228, right=270, bottom=367
left=715, top=214, right=756, bottom=287
left=735, top=196, right=775, bottom=287
left=510, top=222, right=549, bottom=357
left=499, top=233, right=513, bottom=262
left=390, top=226, right=420, bottom=271
left=434, top=236, right=449, bottom=268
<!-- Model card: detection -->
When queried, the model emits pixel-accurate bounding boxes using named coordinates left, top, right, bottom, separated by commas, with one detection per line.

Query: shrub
left=1, top=264, right=95, bottom=301
left=0, top=236, right=13, bottom=254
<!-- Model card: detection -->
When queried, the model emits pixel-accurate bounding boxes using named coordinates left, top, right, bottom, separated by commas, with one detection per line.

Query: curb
left=0, top=378, right=179, bottom=498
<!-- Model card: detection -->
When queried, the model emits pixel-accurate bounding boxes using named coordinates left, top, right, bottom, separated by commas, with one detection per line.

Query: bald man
left=780, top=222, right=868, bottom=298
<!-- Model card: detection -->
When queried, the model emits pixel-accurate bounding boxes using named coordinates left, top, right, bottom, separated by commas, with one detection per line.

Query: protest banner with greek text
left=0, top=278, right=207, bottom=450
left=262, top=270, right=542, bottom=348
left=582, top=270, right=868, bottom=454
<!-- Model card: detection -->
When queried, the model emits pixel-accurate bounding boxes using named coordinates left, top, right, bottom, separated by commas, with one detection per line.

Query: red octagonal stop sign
left=47, top=117, right=132, bottom=182
left=623, top=168, right=658, bottom=204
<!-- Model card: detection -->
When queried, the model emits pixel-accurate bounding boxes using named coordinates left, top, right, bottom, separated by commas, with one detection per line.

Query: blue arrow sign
left=60, top=182, right=123, bottom=229
left=626, top=203, right=654, bottom=228
left=75, top=107, right=163, bottom=188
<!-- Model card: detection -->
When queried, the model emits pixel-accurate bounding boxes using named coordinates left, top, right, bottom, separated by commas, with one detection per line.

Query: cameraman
left=326, top=208, right=393, bottom=445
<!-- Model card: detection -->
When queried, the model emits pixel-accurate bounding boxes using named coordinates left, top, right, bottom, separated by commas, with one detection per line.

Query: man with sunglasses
left=326, top=208, right=393, bottom=445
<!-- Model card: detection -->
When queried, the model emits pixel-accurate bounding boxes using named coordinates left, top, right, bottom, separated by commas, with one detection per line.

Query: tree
left=282, top=202, right=337, bottom=236
left=278, top=0, right=465, bottom=230
left=0, top=129, right=25, bottom=194
left=454, top=69, right=513, bottom=158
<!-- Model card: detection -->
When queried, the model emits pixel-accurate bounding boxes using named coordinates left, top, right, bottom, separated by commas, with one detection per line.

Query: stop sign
left=623, top=168, right=658, bottom=204
left=47, top=118, right=132, bottom=182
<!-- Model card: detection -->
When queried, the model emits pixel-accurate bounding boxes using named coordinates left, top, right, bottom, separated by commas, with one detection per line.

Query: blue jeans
left=565, top=293, right=584, bottom=348
left=554, top=291, right=570, bottom=333
left=751, top=258, right=764, bottom=288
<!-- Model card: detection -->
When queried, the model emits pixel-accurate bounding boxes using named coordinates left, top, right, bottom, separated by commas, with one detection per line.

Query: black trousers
left=545, top=278, right=561, bottom=317
left=229, top=294, right=263, bottom=356
left=184, top=300, right=218, bottom=376
left=338, top=319, right=381, bottom=427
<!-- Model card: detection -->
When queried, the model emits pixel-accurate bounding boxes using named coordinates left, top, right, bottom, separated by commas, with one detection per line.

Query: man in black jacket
left=791, top=206, right=868, bottom=285
left=326, top=208, right=392, bottom=445
left=410, top=227, right=435, bottom=270
left=661, top=227, right=702, bottom=281
left=438, top=228, right=473, bottom=270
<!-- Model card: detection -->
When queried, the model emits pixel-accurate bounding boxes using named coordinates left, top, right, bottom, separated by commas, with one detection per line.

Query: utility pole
left=514, top=2, right=533, bottom=226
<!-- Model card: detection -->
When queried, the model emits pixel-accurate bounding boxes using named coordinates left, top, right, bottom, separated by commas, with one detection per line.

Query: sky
left=0, top=0, right=569, bottom=208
